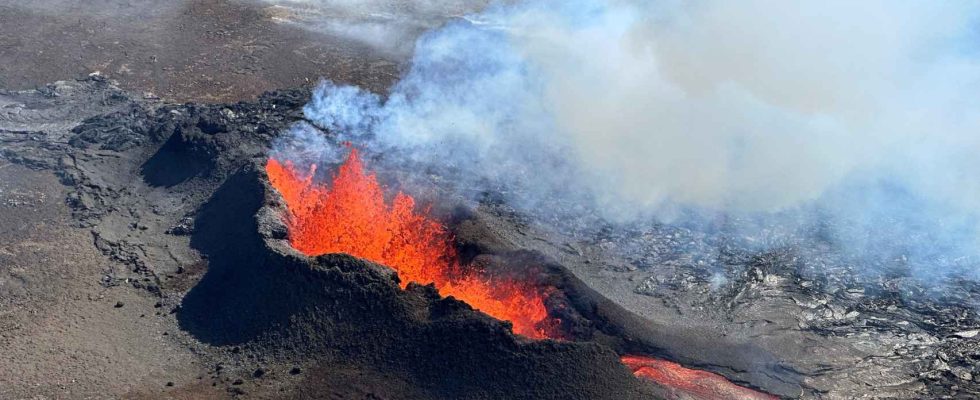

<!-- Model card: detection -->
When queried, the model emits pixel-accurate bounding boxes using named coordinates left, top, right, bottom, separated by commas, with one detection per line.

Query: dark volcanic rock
left=69, top=103, right=151, bottom=152
left=177, top=163, right=655, bottom=399
left=453, top=211, right=801, bottom=397
left=472, top=202, right=980, bottom=399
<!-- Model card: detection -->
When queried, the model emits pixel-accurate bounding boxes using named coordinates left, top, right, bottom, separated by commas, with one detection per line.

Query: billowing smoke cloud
left=280, top=0, right=980, bottom=278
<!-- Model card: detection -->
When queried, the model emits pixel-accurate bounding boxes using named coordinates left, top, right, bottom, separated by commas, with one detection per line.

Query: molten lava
left=267, top=147, right=776, bottom=399
left=266, top=148, right=553, bottom=338
left=621, top=355, right=778, bottom=400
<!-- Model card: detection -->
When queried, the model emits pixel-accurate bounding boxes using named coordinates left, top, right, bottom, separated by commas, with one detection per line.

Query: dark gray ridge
left=176, top=161, right=658, bottom=399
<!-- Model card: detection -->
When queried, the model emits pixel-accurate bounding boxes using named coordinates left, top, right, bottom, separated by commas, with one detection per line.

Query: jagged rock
left=952, top=367, right=973, bottom=381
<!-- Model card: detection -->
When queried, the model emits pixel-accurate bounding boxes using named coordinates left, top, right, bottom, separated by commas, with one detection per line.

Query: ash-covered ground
left=2, top=2, right=980, bottom=400
left=2, top=76, right=979, bottom=399
left=0, top=0, right=404, bottom=102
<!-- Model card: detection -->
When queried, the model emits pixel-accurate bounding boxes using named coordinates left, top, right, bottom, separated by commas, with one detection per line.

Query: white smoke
left=288, top=0, right=980, bottom=275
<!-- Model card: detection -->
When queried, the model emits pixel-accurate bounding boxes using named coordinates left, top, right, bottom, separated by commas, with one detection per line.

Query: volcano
left=266, top=148, right=557, bottom=339
left=259, top=145, right=782, bottom=398
left=3, top=78, right=980, bottom=399
left=7, top=0, right=980, bottom=398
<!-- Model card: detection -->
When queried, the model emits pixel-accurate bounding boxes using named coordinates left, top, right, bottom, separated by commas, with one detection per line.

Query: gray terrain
left=1, top=1, right=979, bottom=399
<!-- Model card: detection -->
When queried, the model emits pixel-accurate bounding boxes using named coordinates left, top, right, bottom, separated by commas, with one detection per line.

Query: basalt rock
left=177, top=163, right=657, bottom=399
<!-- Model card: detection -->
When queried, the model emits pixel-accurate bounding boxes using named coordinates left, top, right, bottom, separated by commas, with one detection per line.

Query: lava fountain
left=266, top=147, right=776, bottom=399
left=266, top=148, right=555, bottom=338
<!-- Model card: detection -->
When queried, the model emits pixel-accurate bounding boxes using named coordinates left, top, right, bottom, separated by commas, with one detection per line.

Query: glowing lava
left=621, top=355, right=778, bottom=400
left=266, top=148, right=553, bottom=338
left=267, top=147, right=776, bottom=399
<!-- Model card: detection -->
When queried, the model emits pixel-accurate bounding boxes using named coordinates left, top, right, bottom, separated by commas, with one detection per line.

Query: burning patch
left=266, top=148, right=556, bottom=339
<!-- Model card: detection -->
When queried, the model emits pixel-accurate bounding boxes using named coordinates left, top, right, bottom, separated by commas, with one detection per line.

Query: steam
left=279, top=0, right=980, bottom=278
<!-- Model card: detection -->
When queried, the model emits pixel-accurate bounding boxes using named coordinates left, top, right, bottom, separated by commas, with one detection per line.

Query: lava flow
left=266, top=148, right=554, bottom=338
left=621, top=355, right=778, bottom=400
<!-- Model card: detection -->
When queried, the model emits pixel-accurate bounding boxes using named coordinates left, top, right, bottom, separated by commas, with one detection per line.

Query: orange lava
left=266, top=148, right=553, bottom=338
left=621, top=355, right=778, bottom=400
left=267, top=147, right=774, bottom=398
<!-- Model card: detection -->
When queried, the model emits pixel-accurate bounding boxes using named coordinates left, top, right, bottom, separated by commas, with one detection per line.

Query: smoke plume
left=278, top=0, right=980, bottom=279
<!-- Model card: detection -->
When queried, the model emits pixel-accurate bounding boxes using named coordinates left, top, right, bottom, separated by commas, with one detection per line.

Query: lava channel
left=621, top=355, right=778, bottom=400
